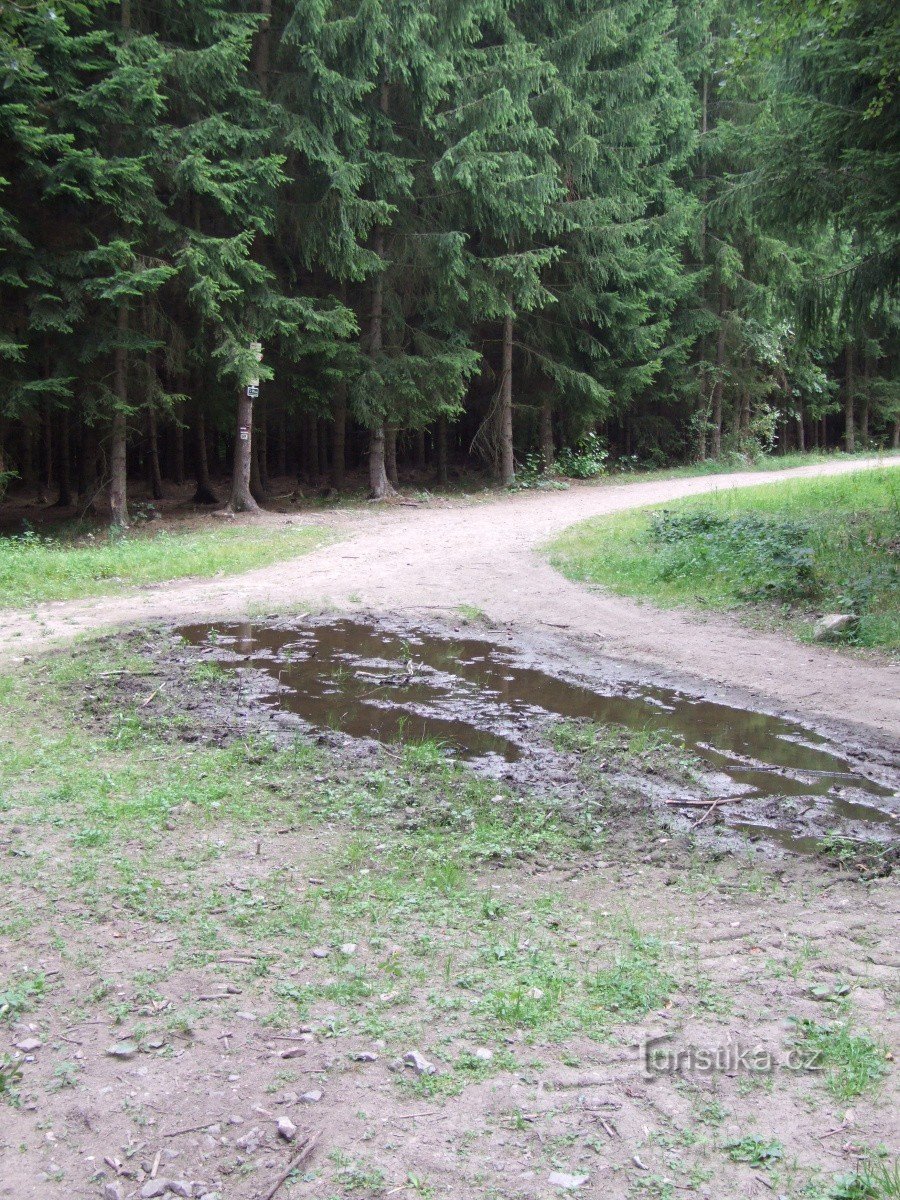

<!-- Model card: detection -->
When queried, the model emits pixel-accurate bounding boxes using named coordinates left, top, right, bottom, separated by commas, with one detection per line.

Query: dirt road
left=5, top=455, right=899, bottom=738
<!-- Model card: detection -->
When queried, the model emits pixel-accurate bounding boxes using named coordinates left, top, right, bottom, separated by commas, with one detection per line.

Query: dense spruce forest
left=1, top=0, right=897, bottom=523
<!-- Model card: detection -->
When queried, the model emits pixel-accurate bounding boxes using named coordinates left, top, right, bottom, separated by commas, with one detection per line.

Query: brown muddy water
left=176, top=617, right=898, bottom=852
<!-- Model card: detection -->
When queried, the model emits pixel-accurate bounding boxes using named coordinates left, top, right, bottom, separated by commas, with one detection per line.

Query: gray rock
left=140, top=1181, right=171, bottom=1199
left=403, top=1050, right=437, bottom=1076
left=813, top=613, right=857, bottom=642
left=299, top=1089, right=323, bottom=1104
left=473, top=1048, right=493, bottom=1062
left=352, top=1052, right=378, bottom=1062
left=548, top=1172, right=589, bottom=1191
left=106, top=1041, right=139, bottom=1059
left=276, top=1117, right=297, bottom=1142
left=104, top=1184, right=125, bottom=1200
left=311, top=947, right=329, bottom=959
left=168, top=1185, right=192, bottom=1199
left=14, top=1037, right=41, bottom=1052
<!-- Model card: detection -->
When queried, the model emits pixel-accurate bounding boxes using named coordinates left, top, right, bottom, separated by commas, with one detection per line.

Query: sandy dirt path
left=5, top=455, right=899, bottom=738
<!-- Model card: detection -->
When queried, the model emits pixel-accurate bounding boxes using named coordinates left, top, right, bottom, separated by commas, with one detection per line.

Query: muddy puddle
left=175, top=617, right=898, bottom=854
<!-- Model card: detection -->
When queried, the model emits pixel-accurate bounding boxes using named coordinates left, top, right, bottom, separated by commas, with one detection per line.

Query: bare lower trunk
left=303, top=413, right=319, bottom=486
left=78, top=417, right=99, bottom=510
left=436, top=416, right=448, bottom=485
left=369, top=423, right=392, bottom=498
left=415, top=429, right=426, bottom=471
left=499, top=311, right=514, bottom=485
left=844, top=344, right=855, bottom=452
left=147, top=405, right=164, bottom=500
left=54, top=409, right=73, bottom=506
left=892, top=418, right=899, bottom=449
left=540, top=394, right=554, bottom=470
left=192, top=408, right=218, bottom=504
left=276, top=400, right=287, bottom=477
left=331, top=390, right=346, bottom=490
left=711, top=287, right=726, bottom=459
left=170, top=405, right=185, bottom=484
left=230, top=387, right=259, bottom=512
left=385, top=425, right=398, bottom=487
left=40, top=398, right=53, bottom=503
left=741, top=389, right=751, bottom=438
left=109, top=304, right=129, bottom=527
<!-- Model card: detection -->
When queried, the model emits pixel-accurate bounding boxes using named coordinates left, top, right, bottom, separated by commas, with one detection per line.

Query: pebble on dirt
left=547, top=1171, right=589, bottom=1190
left=813, top=613, right=858, bottom=641
left=276, top=1116, right=297, bottom=1142
left=403, top=1049, right=437, bottom=1075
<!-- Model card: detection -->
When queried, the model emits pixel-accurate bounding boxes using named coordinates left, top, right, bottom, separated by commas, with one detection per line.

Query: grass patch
left=793, top=1018, right=890, bottom=1100
left=0, top=522, right=336, bottom=606
left=548, top=468, right=900, bottom=650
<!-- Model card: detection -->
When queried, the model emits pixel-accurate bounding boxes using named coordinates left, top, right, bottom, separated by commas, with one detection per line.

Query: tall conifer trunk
left=230, top=381, right=259, bottom=511
left=540, top=394, right=554, bottom=470
left=368, top=79, right=395, bottom=500
left=436, top=416, right=448, bottom=485
left=710, top=287, right=727, bottom=459
left=499, top=311, right=514, bottom=485
left=54, top=409, right=73, bottom=506
left=147, top=405, right=164, bottom=500
left=331, top=389, right=346, bottom=490
left=844, top=343, right=855, bottom=452
left=170, top=406, right=185, bottom=485
left=385, top=425, right=398, bottom=486
left=192, top=406, right=218, bottom=504
left=110, top=304, right=129, bottom=527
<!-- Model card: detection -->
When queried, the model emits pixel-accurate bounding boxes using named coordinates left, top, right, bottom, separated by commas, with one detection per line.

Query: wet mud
left=165, top=616, right=899, bottom=861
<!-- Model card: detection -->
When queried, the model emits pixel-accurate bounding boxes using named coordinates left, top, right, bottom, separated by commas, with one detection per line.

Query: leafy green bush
left=649, top=508, right=820, bottom=603
left=556, top=432, right=609, bottom=479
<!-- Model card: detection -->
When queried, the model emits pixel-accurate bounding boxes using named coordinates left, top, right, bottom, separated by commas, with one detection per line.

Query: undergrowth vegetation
left=549, top=468, right=900, bottom=650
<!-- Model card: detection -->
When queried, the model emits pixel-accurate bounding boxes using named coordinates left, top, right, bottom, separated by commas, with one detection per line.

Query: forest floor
left=0, top=618, right=897, bottom=1200
left=1, top=454, right=898, bottom=1200
left=1, top=454, right=898, bottom=738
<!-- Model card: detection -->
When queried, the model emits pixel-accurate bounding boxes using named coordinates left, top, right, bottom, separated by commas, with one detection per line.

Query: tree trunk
left=230, top=384, right=259, bottom=512
left=540, top=394, right=554, bottom=470
left=192, top=407, right=218, bottom=504
left=367, top=81, right=396, bottom=501
left=741, top=388, right=751, bottom=438
left=892, top=418, right=899, bottom=449
left=318, top=418, right=329, bottom=479
left=40, top=397, right=53, bottom=503
left=499, top=310, right=514, bottom=485
left=331, top=390, right=346, bottom=490
left=276, top=400, right=287, bottom=477
left=78, top=418, right=99, bottom=510
left=415, top=429, right=426, bottom=471
left=251, top=396, right=268, bottom=501
left=147, top=404, right=164, bottom=500
left=711, top=287, right=726, bottom=459
left=796, top=408, right=805, bottom=452
left=169, top=405, right=185, bottom=484
left=385, top=425, right=398, bottom=487
left=54, top=409, right=73, bottom=506
left=844, top=343, right=855, bottom=453
left=109, top=304, right=129, bottom=527
left=436, top=416, right=448, bottom=485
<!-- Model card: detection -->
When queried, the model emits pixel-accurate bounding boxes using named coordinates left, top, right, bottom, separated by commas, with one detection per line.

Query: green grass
left=0, top=522, right=336, bottom=606
left=548, top=468, right=900, bottom=650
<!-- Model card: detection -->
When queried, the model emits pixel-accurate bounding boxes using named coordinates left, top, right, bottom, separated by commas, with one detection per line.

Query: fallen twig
left=141, top=682, right=165, bottom=707
left=260, top=1130, right=321, bottom=1200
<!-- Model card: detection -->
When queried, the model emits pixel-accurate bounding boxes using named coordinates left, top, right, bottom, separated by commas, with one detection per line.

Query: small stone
left=140, top=1181, right=171, bottom=1199
left=168, top=1184, right=192, bottom=1199
left=299, top=1089, right=323, bottom=1104
left=813, top=613, right=857, bottom=642
left=235, top=1012, right=256, bottom=1021
left=143, top=1036, right=166, bottom=1050
left=526, top=987, right=544, bottom=1000
left=403, top=1050, right=437, bottom=1076
left=352, top=1051, right=378, bottom=1063
left=106, top=1041, right=139, bottom=1059
left=276, top=1117, right=297, bottom=1142
left=311, top=947, right=329, bottom=959
left=14, top=1037, right=41, bottom=1052
left=228, top=1114, right=244, bottom=1125
left=340, top=943, right=357, bottom=955
left=104, top=1184, right=125, bottom=1200
left=473, top=1048, right=493, bottom=1061
left=548, top=1172, right=589, bottom=1191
